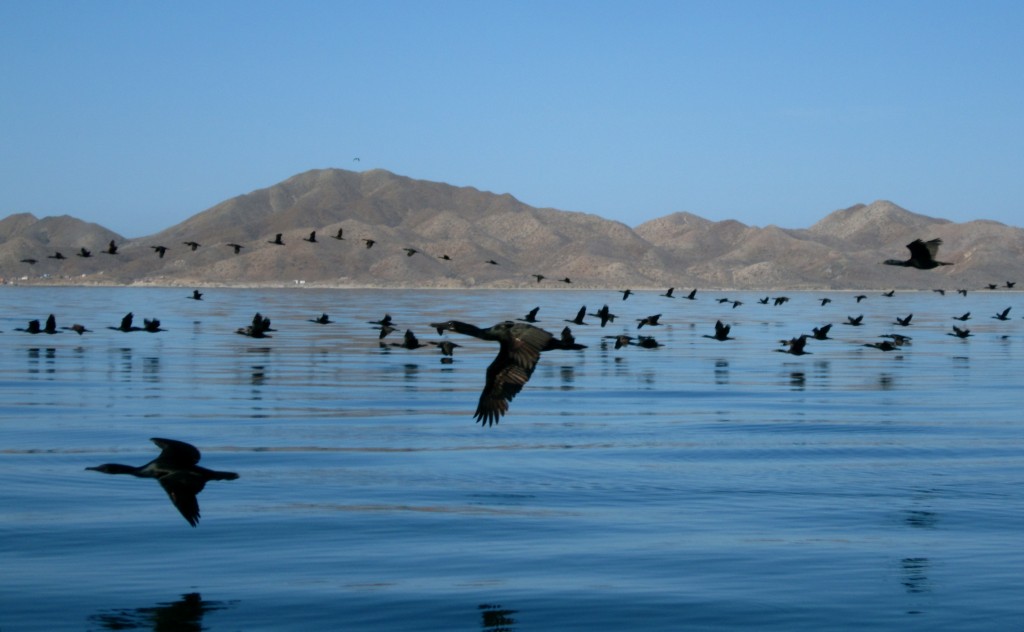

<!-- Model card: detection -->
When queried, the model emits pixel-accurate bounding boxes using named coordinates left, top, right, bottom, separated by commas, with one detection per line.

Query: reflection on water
left=900, top=557, right=931, bottom=595
left=88, top=592, right=234, bottom=631
left=479, top=603, right=517, bottom=631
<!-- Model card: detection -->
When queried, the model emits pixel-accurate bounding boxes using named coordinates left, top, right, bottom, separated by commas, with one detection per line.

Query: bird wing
left=473, top=325, right=552, bottom=425
left=905, top=239, right=935, bottom=264
left=151, top=438, right=202, bottom=466
left=158, top=471, right=203, bottom=527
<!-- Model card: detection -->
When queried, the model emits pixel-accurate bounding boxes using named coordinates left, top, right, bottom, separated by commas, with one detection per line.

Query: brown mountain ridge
left=2, top=168, right=1022, bottom=290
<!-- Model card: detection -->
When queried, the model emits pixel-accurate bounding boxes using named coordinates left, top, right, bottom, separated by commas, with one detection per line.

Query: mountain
left=2, top=169, right=1022, bottom=289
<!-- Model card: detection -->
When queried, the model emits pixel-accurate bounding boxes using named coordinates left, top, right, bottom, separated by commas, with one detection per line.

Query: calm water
left=1, top=286, right=1022, bottom=630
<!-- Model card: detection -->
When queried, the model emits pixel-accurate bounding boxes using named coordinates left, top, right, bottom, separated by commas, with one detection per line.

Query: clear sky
left=2, top=1, right=1022, bottom=238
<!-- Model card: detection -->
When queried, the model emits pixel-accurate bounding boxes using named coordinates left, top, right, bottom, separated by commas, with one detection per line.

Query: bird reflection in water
left=559, top=365, right=575, bottom=389
left=479, top=603, right=517, bottom=631
left=714, top=359, right=729, bottom=385
left=900, top=557, right=932, bottom=594
left=789, top=371, right=806, bottom=390
left=27, top=347, right=57, bottom=375
left=88, top=592, right=234, bottom=631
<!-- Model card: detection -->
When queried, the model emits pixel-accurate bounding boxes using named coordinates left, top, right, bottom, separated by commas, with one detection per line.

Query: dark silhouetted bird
left=487, top=259, right=499, bottom=266
left=704, top=320, right=733, bottom=341
left=16, top=319, right=42, bottom=334
left=855, top=295, right=867, bottom=303
left=143, top=318, right=165, bottom=333
left=895, top=314, right=913, bottom=326
left=773, top=296, right=790, bottom=306
left=777, top=335, right=810, bottom=355
left=227, top=243, right=244, bottom=254
left=303, top=231, right=317, bottom=243
left=559, top=326, right=587, bottom=350
left=811, top=324, right=833, bottom=340
left=683, top=288, right=698, bottom=300
left=309, top=313, right=332, bottom=324
left=559, top=277, right=572, bottom=284
left=268, top=234, right=284, bottom=246
left=956, top=288, right=968, bottom=296
left=532, top=274, right=545, bottom=283
left=881, top=333, right=912, bottom=346
left=152, top=245, right=169, bottom=258
left=845, top=315, right=864, bottom=326
left=758, top=296, right=770, bottom=305
left=993, top=307, right=1012, bottom=321
left=110, top=312, right=143, bottom=332
left=882, top=290, right=895, bottom=297
left=589, top=305, right=616, bottom=327
left=883, top=238, right=951, bottom=269
left=949, top=326, right=972, bottom=339
left=363, top=239, right=376, bottom=249
left=429, top=320, right=575, bottom=425
left=953, top=312, right=971, bottom=321
left=403, top=248, right=417, bottom=257
left=566, top=306, right=588, bottom=326
left=86, top=437, right=238, bottom=527
left=183, top=241, right=201, bottom=251
left=392, top=329, right=427, bottom=349
left=332, top=228, right=345, bottom=240
left=42, top=314, right=59, bottom=334
left=438, top=254, right=452, bottom=261
left=820, top=298, right=832, bottom=306
left=48, top=251, right=66, bottom=260
left=864, top=340, right=900, bottom=351
left=620, top=289, right=633, bottom=300
left=103, top=240, right=118, bottom=255
left=77, top=247, right=92, bottom=258
left=20, top=258, right=37, bottom=264
left=188, top=290, right=203, bottom=301
left=661, top=287, right=676, bottom=298
left=236, top=313, right=273, bottom=338
left=933, top=289, right=946, bottom=296
left=636, top=335, right=662, bottom=348
left=519, top=307, right=540, bottom=323
left=62, top=323, right=91, bottom=335
left=636, top=314, right=662, bottom=329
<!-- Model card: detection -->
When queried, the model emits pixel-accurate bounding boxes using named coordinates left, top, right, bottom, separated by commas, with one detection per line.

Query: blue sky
left=2, top=1, right=1022, bottom=238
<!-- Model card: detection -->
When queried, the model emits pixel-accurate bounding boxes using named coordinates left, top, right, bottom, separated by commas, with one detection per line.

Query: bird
left=77, top=247, right=92, bottom=258
left=811, top=324, right=833, bottom=340
left=606, top=334, right=635, bottom=350
left=881, top=333, right=913, bottom=346
left=773, top=296, right=790, bottom=306
left=558, top=326, right=587, bottom=350
left=704, top=320, right=733, bottom=341
left=369, top=314, right=393, bottom=327
left=566, top=306, right=588, bottom=326
left=103, top=240, right=118, bottom=255
left=952, top=312, right=971, bottom=321
left=42, top=314, right=59, bottom=334
left=635, top=335, right=663, bottom=348
left=152, top=245, right=169, bottom=258
left=309, top=313, right=332, bottom=324
left=993, top=307, right=1012, bottom=321
left=430, top=320, right=575, bottom=425
left=183, top=241, right=201, bottom=251
left=61, top=323, right=91, bottom=335
left=236, top=313, right=273, bottom=338
left=589, top=304, right=616, bottom=327
left=86, top=438, right=238, bottom=527
left=895, top=314, right=913, bottom=326
left=777, top=335, right=810, bottom=355
left=16, top=319, right=42, bottom=334
left=486, top=260, right=499, bottom=266
left=518, top=307, right=540, bottom=323
left=864, top=340, right=899, bottom=351
left=403, top=248, right=418, bottom=257
left=391, top=329, right=428, bottom=350
left=636, top=314, right=662, bottom=329
left=933, top=289, right=946, bottom=296
left=883, top=238, right=951, bottom=269
left=143, top=318, right=165, bottom=333
left=661, top=287, right=676, bottom=298
left=819, top=298, right=832, bottom=306
left=882, top=290, right=895, bottom=297
left=48, top=251, right=66, bottom=260
left=110, top=312, right=142, bottom=332
left=855, top=295, right=867, bottom=303
left=986, top=283, right=998, bottom=290
left=845, top=315, right=864, bottom=326
left=1006, top=281, right=1016, bottom=289
left=20, top=258, right=37, bottom=265
left=268, top=234, right=285, bottom=246
left=683, top=288, right=698, bottom=300
left=532, top=274, right=545, bottom=283
left=227, top=243, right=244, bottom=254
left=303, top=231, right=317, bottom=243
left=559, top=277, right=572, bottom=284
left=431, top=340, right=461, bottom=358
left=758, top=296, right=770, bottom=305
left=438, top=254, right=452, bottom=261
left=949, top=326, right=972, bottom=339
left=363, top=239, right=376, bottom=249
left=956, top=289, right=969, bottom=296
left=188, top=290, right=203, bottom=301
left=332, top=228, right=345, bottom=240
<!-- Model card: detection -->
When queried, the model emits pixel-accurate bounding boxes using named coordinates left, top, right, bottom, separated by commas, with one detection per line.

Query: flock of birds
left=48, top=237, right=1016, bottom=525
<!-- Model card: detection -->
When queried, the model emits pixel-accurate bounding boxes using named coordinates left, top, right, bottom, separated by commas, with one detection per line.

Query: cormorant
left=532, top=274, right=545, bottom=283
left=864, top=340, right=899, bottom=351
left=953, top=312, right=971, bottom=321
left=332, top=228, right=345, bottom=240
left=303, top=231, right=317, bottom=243
left=933, top=289, right=946, bottom=296
left=183, top=241, right=201, bottom=251
left=309, top=313, right=332, bottom=324
left=48, top=252, right=66, bottom=260
left=566, top=306, right=588, bottom=326
left=486, top=259, right=498, bottom=265
left=777, top=335, right=810, bottom=355
left=589, top=305, right=615, bottom=327
left=636, top=314, right=661, bottom=329
left=104, top=240, right=118, bottom=255
left=143, top=318, right=165, bottom=333
left=227, top=244, right=244, bottom=254
left=86, top=438, right=238, bottom=527
left=403, top=248, right=418, bottom=257
left=704, top=320, right=733, bottom=341
left=438, top=254, right=452, bottom=261
left=152, top=245, right=169, bottom=258
left=518, top=307, right=540, bottom=323
left=268, top=234, right=285, bottom=246
left=77, top=247, right=92, bottom=258
left=993, top=307, right=1012, bottom=321
left=811, top=324, right=833, bottom=340
left=883, top=238, right=951, bottom=269
left=881, top=333, right=912, bottom=346
left=773, top=296, right=790, bottom=306
left=43, top=314, right=58, bottom=334
left=559, top=326, right=587, bottom=350
left=236, top=313, right=273, bottom=338
left=820, top=298, right=832, bottom=306
left=20, top=258, right=37, bottom=265
left=189, top=290, right=203, bottom=301
left=855, top=295, right=867, bottom=303
left=16, top=319, right=42, bottom=334
left=845, top=315, right=864, bottom=326
left=62, top=323, right=91, bottom=335
left=392, top=329, right=427, bottom=349
left=949, top=326, right=972, bottom=339
left=559, top=277, right=572, bottom=284
left=758, top=297, right=770, bottom=305
left=620, top=289, right=633, bottom=301
left=882, top=290, right=895, bottom=297
left=429, top=320, right=572, bottom=425
left=683, top=288, right=698, bottom=300
left=956, top=288, right=968, bottom=296
left=895, top=314, right=913, bottom=326
left=110, top=312, right=142, bottom=332
left=363, top=239, right=376, bottom=249
left=661, top=287, right=676, bottom=298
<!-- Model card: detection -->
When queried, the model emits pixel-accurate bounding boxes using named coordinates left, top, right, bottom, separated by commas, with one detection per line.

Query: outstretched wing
left=158, top=471, right=204, bottom=527
left=151, top=438, right=202, bottom=466
left=474, top=324, right=552, bottom=425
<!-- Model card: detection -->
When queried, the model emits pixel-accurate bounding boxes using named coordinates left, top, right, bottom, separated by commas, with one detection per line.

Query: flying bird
left=883, top=238, right=951, bottom=269
left=363, top=239, right=376, bottom=249
left=811, top=324, right=833, bottom=340
left=565, top=306, right=588, bottom=326
left=777, top=335, right=810, bottom=355
left=227, top=243, right=244, bottom=254
left=992, top=307, right=1012, bottom=321
left=268, top=234, right=285, bottom=246
left=332, top=228, right=345, bottom=240
left=518, top=307, right=540, bottom=323
left=183, top=241, right=201, bottom=251
left=704, top=320, right=734, bottom=341
left=48, top=252, right=66, bottom=260
left=895, top=314, right=913, bottom=326
left=103, top=240, right=118, bottom=255
left=152, top=245, right=169, bottom=258
left=77, top=247, right=92, bottom=258
left=303, top=231, right=317, bottom=243
left=236, top=313, right=273, bottom=338
left=845, top=315, right=864, bottom=326
left=949, top=326, right=972, bottom=339
left=636, top=314, right=662, bottom=329
left=430, top=320, right=575, bottom=425
left=309, top=313, right=333, bottom=324
left=86, top=438, right=239, bottom=527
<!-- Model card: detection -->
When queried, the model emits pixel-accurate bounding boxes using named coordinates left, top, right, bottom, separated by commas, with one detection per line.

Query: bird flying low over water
left=110, top=312, right=142, bottom=332
left=953, top=312, right=971, bottom=321
left=895, top=314, right=913, bottom=326
left=636, top=314, right=662, bottom=329
left=237, top=313, right=273, bottom=338
left=518, top=307, right=540, bottom=323
left=566, top=306, right=588, bottom=326
left=430, top=320, right=575, bottom=425
left=993, top=307, right=1012, bottom=321
left=589, top=305, right=616, bottom=327
left=949, top=326, right=972, bottom=339
left=811, top=324, right=833, bottom=340
left=86, top=438, right=238, bottom=527
left=189, top=290, right=203, bottom=301
left=309, top=313, right=332, bottom=324
left=884, top=238, right=951, bottom=269
left=704, top=320, right=733, bottom=341
left=845, top=315, right=864, bottom=326
left=62, top=323, right=91, bottom=335
left=777, top=335, right=810, bottom=355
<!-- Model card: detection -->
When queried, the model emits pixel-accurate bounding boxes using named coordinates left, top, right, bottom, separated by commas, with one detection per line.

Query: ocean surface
left=1, top=286, right=1022, bottom=631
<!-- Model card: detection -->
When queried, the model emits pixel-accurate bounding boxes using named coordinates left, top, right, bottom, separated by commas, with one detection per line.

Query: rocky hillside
left=2, top=169, right=1022, bottom=290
